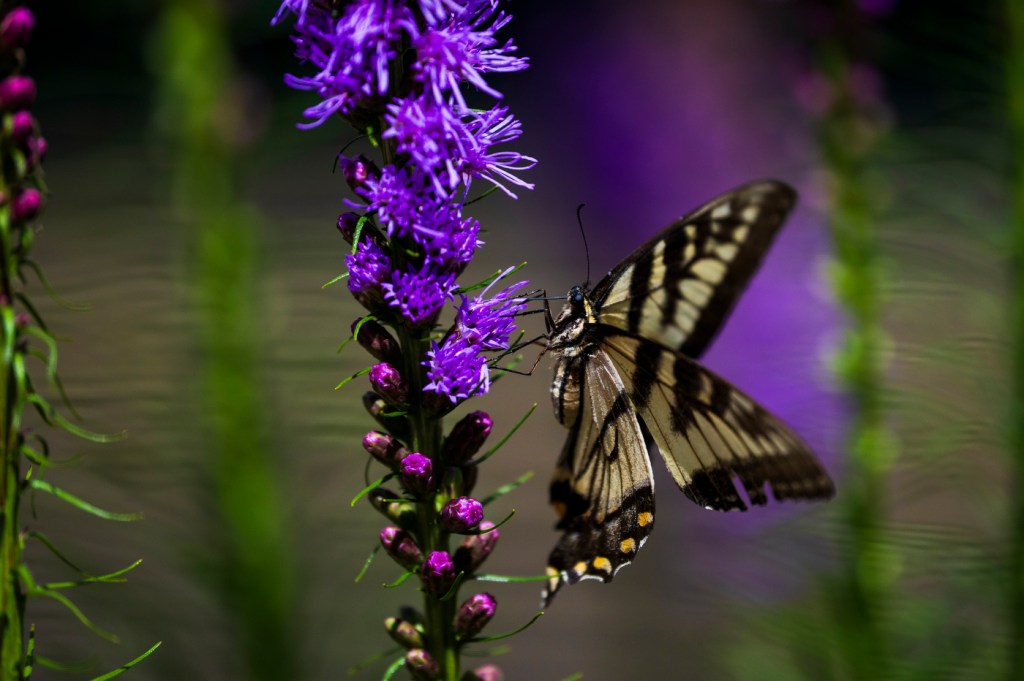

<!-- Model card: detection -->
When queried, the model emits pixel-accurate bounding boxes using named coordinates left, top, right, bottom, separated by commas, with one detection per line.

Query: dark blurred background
left=17, top=0, right=1012, bottom=679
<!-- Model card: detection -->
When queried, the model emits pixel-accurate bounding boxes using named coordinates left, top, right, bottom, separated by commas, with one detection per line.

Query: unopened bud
left=400, top=453, right=435, bottom=497
left=8, top=110, right=32, bottom=141
left=0, top=8, right=33, bottom=49
left=384, top=616, right=423, bottom=648
left=405, top=649, right=440, bottom=681
left=0, top=76, right=34, bottom=111
left=339, top=154, right=379, bottom=192
left=463, top=664, right=504, bottom=681
left=362, top=391, right=410, bottom=442
left=440, top=496, right=483, bottom=533
left=453, top=520, right=499, bottom=573
left=421, top=551, right=456, bottom=597
left=368, top=488, right=416, bottom=531
left=442, top=411, right=492, bottom=464
left=352, top=318, right=400, bottom=364
left=380, top=525, right=423, bottom=571
left=362, top=431, right=408, bottom=469
left=11, top=188, right=40, bottom=221
left=337, top=212, right=360, bottom=242
left=369, top=362, right=408, bottom=405
left=454, top=592, right=497, bottom=640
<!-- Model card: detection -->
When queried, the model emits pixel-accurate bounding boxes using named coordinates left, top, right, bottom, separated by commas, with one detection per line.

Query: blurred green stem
left=1005, top=1, right=1024, bottom=678
left=156, top=1, right=296, bottom=679
left=0, top=201, right=25, bottom=678
left=818, top=35, right=893, bottom=681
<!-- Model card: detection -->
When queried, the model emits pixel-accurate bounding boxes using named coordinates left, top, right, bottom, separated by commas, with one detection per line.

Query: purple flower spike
left=442, top=411, right=492, bottom=464
left=370, top=362, right=409, bottom=405
left=380, top=525, right=423, bottom=571
left=421, top=550, right=457, bottom=597
left=454, top=592, right=497, bottom=640
left=440, top=496, right=483, bottom=533
left=456, top=275, right=529, bottom=350
left=0, top=76, right=34, bottom=111
left=467, top=664, right=504, bottom=681
left=401, top=453, right=436, bottom=497
left=453, top=520, right=499, bottom=573
left=0, top=8, right=33, bottom=49
left=405, top=648, right=440, bottom=681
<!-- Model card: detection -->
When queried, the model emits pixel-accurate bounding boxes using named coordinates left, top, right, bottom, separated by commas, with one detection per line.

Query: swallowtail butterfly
left=543, top=180, right=835, bottom=606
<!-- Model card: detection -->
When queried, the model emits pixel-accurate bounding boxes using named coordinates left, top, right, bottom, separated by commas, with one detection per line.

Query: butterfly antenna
left=576, top=203, right=591, bottom=287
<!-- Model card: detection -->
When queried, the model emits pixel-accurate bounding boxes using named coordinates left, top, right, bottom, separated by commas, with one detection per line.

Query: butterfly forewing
left=543, top=180, right=833, bottom=605
left=592, top=181, right=796, bottom=359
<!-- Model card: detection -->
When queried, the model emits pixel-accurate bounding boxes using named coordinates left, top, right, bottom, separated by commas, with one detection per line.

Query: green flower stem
left=155, top=1, right=296, bottom=678
left=0, top=105, right=24, bottom=681
left=1006, top=1, right=1024, bottom=677
left=815, top=9, right=893, bottom=677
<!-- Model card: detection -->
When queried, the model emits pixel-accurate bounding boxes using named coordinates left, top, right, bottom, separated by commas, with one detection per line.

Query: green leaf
left=454, top=262, right=527, bottom=295
left=22, top=625, right=35, bottom=679
left=351, top=473, right=396, bottom=507
left=472, top=403, right=536, bottom=465
left=322, top=271, right=349, bottom=289
left=28, top=587, right=119, bottom=642
left=439, top=571, right=466, bottom=601
left=480, top=471, right=533, bottom=506
left=355, top=544, right=381, bottom=583
left=347, top=646, right=402, bottom=676
left=556, top=674, right=584, bottom=681
left=27, top=531, right=87, bottom=574
left=383, top=570, right=414, bottom=589
left=88, top=641, right=162, bottom=681
left=21, top=260, right=91, bottom=311
left=42, top=559, right=143, bottom=589
left=381, top=655, right=406, bottom=681
left=463, top=509, right=515, bottom=535
left=464, top=184, right=500, bottom=207
left=26, top=394, right=126, bottom=443
left=29, top=480, right=142, bottom=521
left=335, top=366, right=373, bottom=391
left=351, top=214, right=370, bottom=255
left=463, top=611, right=544, bottom=644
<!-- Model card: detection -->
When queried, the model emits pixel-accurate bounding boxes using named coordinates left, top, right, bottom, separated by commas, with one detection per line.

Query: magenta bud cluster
left=440, top=496, right=483, bottom=533
left=454, top=592, right=497, bottom=640
left=369, top=362, right=409, bottom=405
left=421, top=551, right=456, bottom=597
left=380, top=526, right=423, bottom=571
left=442, top=411, right=492, bottom=464
left=400, top=453, right=435, bottom=497
left=453, top=520, right=500, bottom=573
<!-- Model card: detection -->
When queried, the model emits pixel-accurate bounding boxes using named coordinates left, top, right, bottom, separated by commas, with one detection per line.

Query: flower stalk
left=274, top=2, right=534, bottom=678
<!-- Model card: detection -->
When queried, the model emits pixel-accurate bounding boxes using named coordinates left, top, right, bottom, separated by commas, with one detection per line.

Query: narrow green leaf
left=335, top=366, right=373, bottom=391
left=454, top=262, right=527, bottom=295
left=27, top=394, right=126, bottom=443
left=351, top=473, right=396, bottom=507
left=472, top=403, right=536, bottom=465
left=355, top=544, right=381, bottom=583
left=43, top=559, right=143, bottom=589
left=29, top=480, right=142, bottom=521
left=322, top=271, right=349, bottom=289
left=351, top=214, right=370, bottom=255
left=464, top=611, right=544, bottom=644
left=464, top=184, right=500, bottom=207
left=347, top=646, right=402, bottom=676
left=381, top=655, right=406, bottom=681
left=383, top=571, right=414, bottom=589
left=556, top=673, right=584, bottom=681
left=29, top=588, right=119, bottom=642
left=481, top=471, right=533, bottom=507
left=439, top=571, right=466, bottom=601
left=26, top=531, right=87, bottom=574
left=88, top=641, right=162, bottom=681
left=463, top=509, right=515, bottom=535
left=22, top=259, right=91, bottom=310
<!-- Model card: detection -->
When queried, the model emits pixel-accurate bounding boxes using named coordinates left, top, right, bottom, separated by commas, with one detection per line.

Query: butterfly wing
left=602, top=331, right=835, bottom=511
left=591, top=180, right=796, bottom=359
left=544, top=345, right=655, bottom=607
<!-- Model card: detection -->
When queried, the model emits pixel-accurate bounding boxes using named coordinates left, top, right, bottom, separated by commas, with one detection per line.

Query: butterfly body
left=542, top=181, right=835, bottom=606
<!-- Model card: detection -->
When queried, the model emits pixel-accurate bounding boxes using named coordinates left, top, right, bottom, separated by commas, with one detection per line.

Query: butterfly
left=542, top=180, right=835, bottom=606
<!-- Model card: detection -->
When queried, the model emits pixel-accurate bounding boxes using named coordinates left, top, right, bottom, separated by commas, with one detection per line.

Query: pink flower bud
left=454, top=592, right=496, bottom=639
left=0, top=8, right=33, bottom=49
left=0, top=76, right=35, bottom=111
left=442, top=411, right=492, bottom=464
left=439, top=496, right=483, bottom=533
left=11, top=188, right=40, bottom=221
left=380, top=525, right=423, bottom=571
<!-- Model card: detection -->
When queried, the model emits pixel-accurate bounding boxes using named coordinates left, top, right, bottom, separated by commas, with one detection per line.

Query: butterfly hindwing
left=602, top=331, right=835, bottom=511
left=592, top=180, right=796, bottom=359
left=544, top=345, right=654, bottom=607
